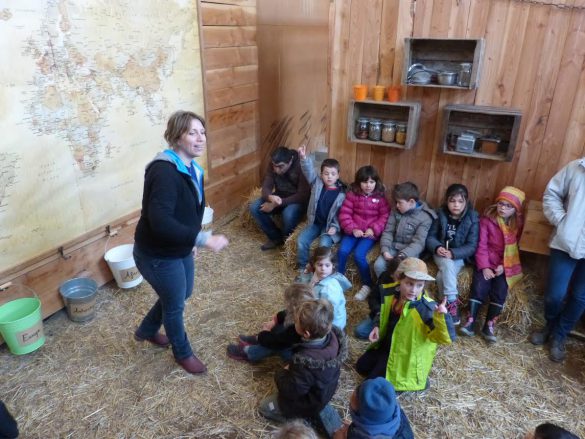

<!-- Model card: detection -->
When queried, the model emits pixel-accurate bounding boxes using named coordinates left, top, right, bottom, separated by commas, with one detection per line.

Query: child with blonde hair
left=226, top=283, right=315, bottom=362
left=460, top=186, right=525, bottom=343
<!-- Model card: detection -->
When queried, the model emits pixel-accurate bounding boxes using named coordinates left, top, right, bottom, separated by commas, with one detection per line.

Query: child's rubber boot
left=481, top=302, right=503, bottom=343
left=459, top=299, right=481, bottom=337
left=446, top=298, right=462, bottom=326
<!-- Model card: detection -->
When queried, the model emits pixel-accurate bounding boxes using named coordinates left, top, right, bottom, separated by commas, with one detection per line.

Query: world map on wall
left=0, top=0, right=205, bottom=271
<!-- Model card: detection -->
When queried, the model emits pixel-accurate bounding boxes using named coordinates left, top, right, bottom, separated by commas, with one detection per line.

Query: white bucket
left=202, top=206, right=214, bottom=226
left=104, top=244, right=143, bottom=289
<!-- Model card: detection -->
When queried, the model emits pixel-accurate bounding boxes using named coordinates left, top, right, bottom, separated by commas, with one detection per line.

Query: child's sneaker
left=354, top=285, right=371, bottom=301
left=446, top=300, right=461, bottom=326
left=227, top=343, right=249, bottom=361
left=459, top=317, right=476, bottom=337
left=238, top=334, right=258, bottom=346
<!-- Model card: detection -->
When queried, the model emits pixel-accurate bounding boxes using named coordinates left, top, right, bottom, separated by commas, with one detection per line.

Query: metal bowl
left=438, top=71, right=458, bottom=85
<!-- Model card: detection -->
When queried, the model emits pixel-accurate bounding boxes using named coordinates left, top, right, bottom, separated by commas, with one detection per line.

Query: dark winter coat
left=275, top=326, right=348, bottom=418
left=261, top=149, right=310, bottom=207
left=379, top=202, right=436, bottom=257
left=425, top=205, right=480, bottom=260
left=339, top=191, right=390, bottom=239
left=257, top=310, right=302, bottom=350
left=134, top=151, right=205, bottom=258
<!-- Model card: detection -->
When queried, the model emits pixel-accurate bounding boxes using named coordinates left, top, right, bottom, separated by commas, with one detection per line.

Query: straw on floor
left=0, top=212, right=583, bottom=438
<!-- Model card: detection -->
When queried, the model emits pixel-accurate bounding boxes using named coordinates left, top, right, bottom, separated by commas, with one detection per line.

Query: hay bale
left=426, top=261, right=534, bottom=333
left=238, top=187, right=262, bottom=230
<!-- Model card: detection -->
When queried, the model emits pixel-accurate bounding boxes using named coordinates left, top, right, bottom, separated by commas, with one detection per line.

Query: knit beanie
left=496, top=186, right=525, bottom=212
left=357, top=378, right=397, bottom=424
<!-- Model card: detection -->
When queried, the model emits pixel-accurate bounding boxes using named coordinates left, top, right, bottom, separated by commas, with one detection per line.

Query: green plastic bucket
left=0, top=285, right=45, bottom=355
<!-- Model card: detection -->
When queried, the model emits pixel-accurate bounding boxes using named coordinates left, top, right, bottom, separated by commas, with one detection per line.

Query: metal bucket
left=59, top=278, right=98, bottom=323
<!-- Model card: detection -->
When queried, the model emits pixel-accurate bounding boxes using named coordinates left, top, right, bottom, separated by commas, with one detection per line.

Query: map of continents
left=0, top=0, right=205, bottom=272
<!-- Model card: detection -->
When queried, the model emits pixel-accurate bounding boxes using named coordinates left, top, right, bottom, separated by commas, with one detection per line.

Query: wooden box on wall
left=440, top=104, right=522, bottom=162
left=402, top=38, right=484, bottom=89
left=347, top=100, right=421, bottom=150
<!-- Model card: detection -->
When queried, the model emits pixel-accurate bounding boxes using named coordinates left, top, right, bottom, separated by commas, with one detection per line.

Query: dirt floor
left=1, top=215, right=584, bottom=439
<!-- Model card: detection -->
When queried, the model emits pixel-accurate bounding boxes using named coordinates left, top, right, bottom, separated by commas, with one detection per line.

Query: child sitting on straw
left=226, top=283, right=315, bottom=362
left=333, top=378, right=414, bottom=439
left=295, top=145, right=346, bottom=274
left=259, top=299, right=347, bottom=438
left=459, top=186, right=525, bottom=343
left=355, top=258, right=456, bottom=392
left=297, top=246, right=351, bottom=331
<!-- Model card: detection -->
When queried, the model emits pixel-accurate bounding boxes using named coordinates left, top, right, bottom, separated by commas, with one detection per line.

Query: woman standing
left=133, top=110, right=228, bottom=374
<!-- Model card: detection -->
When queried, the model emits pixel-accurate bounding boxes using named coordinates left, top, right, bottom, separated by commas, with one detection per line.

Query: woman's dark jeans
left=134, top=247, right=195, bottom=360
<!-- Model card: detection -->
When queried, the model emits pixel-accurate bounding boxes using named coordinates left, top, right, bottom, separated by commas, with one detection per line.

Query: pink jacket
left=338, top=190, right=390, bottom=239
left=475, top=216, right=522, bottom=270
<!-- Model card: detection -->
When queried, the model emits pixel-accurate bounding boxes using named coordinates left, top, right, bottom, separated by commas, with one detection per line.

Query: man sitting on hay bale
left=249, top=146, right=310, bottom=251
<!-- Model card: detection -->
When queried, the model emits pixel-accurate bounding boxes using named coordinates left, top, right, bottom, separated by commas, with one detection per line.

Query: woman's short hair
left=164, top=110, right=205, bottom=147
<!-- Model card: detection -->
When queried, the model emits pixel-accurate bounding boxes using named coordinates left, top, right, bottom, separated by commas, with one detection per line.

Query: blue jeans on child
left=354, top=317, right=375, bottom=339
left=259, top=393, right=342, bottom=438
left=245, top=345, right=292, bottom=362
left=545, top=248, right=585, bottom=341
left=133, top=247, right=195, bottom=360
left=297, top=223, right=335, bottom=267
left=249, top=198, right=305, bottom=242
left=337, top=236, right=376, bottom=287
left=433, top=255, right=465, bottom=301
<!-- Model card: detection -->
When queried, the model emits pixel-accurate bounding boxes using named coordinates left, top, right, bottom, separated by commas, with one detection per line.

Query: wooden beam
left=205, top=65, right=258, bottom=90
left=206, top=82, right=259, bottom=111
left=201, top=2, right=256, bottom=26
left=202, top=26, right=256, bottom=48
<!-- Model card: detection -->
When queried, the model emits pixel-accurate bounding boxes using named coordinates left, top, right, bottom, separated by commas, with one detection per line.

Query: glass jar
left=355, top=117, right=369, bottom=139
left=395, top=123, right=407, bottom=145
left=381, top=121, right=396, bottom=143
left=368, top=119, right=382, bottom=141
left=458, top=63, right=472, bottom=87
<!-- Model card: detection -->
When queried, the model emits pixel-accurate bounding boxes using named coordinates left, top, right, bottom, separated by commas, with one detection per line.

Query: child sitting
left=525, top=423, right=581, bottom=439
left=338, top=165, right=390, bottom=301
left=259, top=299, right=347, bottom=438
left=374, top=182, right=436, bottom=281
left=425, top=183, right=479, bottom=325
left=333, top=378, right=414, bottom=439
left=353, top=257, right=402, bottom=340
left=460, top=186, right=525, bottom=343
left=274, top=420, right=318, bottom=439
left=355, top=258, right=456, bottom=392
left=297, top=246, right=351, bottom=331
left=226, top=283, right=315, bottom=362
left=296, top=145, right=346, bottom=272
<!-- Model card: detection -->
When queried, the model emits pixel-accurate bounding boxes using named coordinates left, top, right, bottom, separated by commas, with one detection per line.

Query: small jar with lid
left=381, top=121, right=396, bottom=143
left=395, top=123, right=407, bottom=145
left=458, top=63, right=472, bottom=87
left=355, top=117, right=369, bottom=139
left=368, top=119, right=382, bottom=141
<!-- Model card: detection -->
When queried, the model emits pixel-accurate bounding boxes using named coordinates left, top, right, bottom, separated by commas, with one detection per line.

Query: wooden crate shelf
left=402, top=38, right=484, bottom=90
left=440, top=104, right=522, bottom=162
left=347, top=100, right=421, bottom=150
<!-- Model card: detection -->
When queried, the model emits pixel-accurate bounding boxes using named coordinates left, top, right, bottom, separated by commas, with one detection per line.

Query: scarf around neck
left=497, top=216, right=522, bottom=289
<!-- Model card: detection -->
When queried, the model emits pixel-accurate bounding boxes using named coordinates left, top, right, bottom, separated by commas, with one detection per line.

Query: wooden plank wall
left=329, top=0, right=585, bottom=213
left=199, top=0, right=261, bottom=217
left=256, top=0, right=331, bottom=175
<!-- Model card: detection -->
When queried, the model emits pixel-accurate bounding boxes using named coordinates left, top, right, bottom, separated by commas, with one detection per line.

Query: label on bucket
left=119, top=267, right=141, bottom=282
left=16, top=320, right=44, bottom=347
left=70, top=296, right=97, bottom=320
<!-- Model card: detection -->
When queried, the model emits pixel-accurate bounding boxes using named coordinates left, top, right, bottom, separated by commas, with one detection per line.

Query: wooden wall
left=257, top=0, right=331, bottom=174
left=199, top=0, right=261, bottom=218
left=329, top=0, right=585, bottom=213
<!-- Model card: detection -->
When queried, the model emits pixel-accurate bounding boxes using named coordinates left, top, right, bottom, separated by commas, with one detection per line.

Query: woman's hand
left=368, top=326, right=380, bottom=343
left=205, top=234, right=229, bottom=252
left=482, top=268, right=495, bottom=280
left=353, top=229, right=364, bottom=238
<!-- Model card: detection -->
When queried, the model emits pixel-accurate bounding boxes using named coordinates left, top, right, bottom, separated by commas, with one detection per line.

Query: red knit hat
left=496, top=186, right=525, bottom=211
